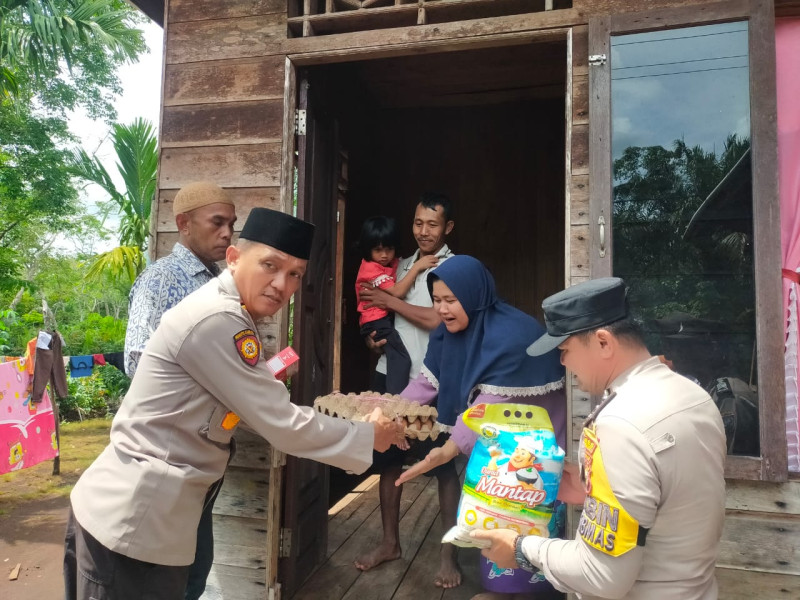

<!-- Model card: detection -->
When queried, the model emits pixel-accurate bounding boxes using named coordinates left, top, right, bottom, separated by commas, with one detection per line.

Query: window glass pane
left=611, top=22, right=758, bottom=456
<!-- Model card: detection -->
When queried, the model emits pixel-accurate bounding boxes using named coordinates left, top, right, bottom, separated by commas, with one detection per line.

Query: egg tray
left=313, top=392, right=447, bottom=441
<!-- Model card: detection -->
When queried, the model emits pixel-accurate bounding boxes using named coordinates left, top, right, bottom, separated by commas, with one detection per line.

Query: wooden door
left=280, top=74, right=342, bottom=597
left=332, top=150, right=348, bottom=391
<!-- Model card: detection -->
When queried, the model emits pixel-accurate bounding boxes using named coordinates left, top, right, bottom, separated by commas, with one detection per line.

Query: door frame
left=588, top=0, right=785, bottom=482
left=274, top=29, right=574, bottom=594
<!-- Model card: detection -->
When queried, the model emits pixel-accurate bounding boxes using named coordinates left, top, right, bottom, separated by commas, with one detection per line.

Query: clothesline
left=1, top=351, right=126, bottom=378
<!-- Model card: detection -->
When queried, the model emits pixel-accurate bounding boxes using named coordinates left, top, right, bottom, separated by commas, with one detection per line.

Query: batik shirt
left=124, top=243, right=220, bottom=377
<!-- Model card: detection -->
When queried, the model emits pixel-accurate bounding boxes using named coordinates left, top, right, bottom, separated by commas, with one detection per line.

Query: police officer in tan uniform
left=64, top=208, right=404, bottom=600
left=473, top=277, right=727, bottom=600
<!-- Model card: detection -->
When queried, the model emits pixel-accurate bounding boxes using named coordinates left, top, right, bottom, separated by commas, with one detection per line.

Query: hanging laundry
left=0, top=358, right=59, bottom=475
left=69, top=355, right=94, bottom=379
left=36, top=331, right=52, bottom=350
left=92, top=354, right=107, bottom=366
left=23, top=337, right=37, bottom=375
left=103, top=352, right=125, bottom=374
left=32, top=331, right=69, bottom=403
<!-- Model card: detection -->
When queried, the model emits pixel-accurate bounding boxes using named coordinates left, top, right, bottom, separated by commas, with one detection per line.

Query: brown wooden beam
left=286, top=8, right=580, bottom=63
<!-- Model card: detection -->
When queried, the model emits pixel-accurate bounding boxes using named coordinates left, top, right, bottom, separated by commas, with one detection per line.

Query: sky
left=60, top=18, right=164, bottom=254
left=610, top=21, right=751, bottom=162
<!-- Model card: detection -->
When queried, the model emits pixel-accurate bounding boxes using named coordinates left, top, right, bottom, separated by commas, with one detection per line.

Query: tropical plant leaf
left=68, top=118, right=157, bottom=251
left=85, top=245, right=144, bottom=284
left=0, top=0, right=143, bottom=100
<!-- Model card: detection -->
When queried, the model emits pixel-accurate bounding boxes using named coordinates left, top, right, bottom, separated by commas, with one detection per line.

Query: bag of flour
left=443, top=403, right=564, bottom=548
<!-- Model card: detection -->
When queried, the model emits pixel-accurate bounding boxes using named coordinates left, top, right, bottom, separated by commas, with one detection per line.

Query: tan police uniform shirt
left=522, top=356, right=726, bottom=599
left=71, top=269, right=374, bottom=566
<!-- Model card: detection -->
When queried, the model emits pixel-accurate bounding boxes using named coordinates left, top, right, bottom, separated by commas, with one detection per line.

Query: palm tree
left=69, top=118, right=157, bottom=283
left=0, top=0, right=142, bottom=99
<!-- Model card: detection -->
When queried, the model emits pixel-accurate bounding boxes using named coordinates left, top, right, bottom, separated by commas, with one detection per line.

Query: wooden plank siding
left=168, top=0, right=285, bottom=23
left=167, top=15, right=287, bottom=64
left=159, top=144, right=283, bottom=189
left=161, top=100, right=284, bottom=147
left=568, top=25, right=591, bottom=469
left=164, top=57, right=285, bottom=106
left=155, top=6, right=293, bottom=599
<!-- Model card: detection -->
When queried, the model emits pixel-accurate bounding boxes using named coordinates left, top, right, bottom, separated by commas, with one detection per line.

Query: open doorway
left=306, top=41, right=568, bottom=395
left=284, top=38, right=568, bottom=596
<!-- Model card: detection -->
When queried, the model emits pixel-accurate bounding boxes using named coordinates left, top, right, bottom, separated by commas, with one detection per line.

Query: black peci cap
left=239, top=208, right=315, bottom=260
left=526, top=277, right=629, bottom=356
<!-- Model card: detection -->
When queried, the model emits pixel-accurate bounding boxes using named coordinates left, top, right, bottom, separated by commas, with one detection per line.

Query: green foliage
left=1, top=0, right=145, bottom=108
left=0, top=100, right=78, bottom=280
left=59, top=369, right=112, bottom=421
left=70, top=118, right=157, bottom=251
left=0, top=308, right=16, bottom=353
left=62, top=311, right=126, bottom=354
left=0, top=0, right=147, bottom=285
left=85, top=245, right=145, bottom=285
left=57, top=365, right=129, bottom=422
left=0, top=1, right=147, bottom=423
left=1, top=253, right=129, bottom=355
left=97, top=362, right=129, bottom=396
left=70, top=118, right=157, bottom=283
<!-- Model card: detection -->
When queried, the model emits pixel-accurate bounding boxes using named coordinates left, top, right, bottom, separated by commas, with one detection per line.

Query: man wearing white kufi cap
left=125, top=181, right=237, bottom=378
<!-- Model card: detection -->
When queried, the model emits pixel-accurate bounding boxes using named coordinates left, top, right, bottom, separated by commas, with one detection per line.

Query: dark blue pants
left=361, top=317, right=412, bottom=394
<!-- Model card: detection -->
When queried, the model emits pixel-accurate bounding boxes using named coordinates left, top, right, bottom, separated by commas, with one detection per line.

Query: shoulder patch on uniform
left=233, top=329, right=261, bottom=366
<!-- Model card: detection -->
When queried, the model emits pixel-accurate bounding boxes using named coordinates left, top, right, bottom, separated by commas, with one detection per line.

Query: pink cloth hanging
left=0, top=357, right=59, bottom=475
left=777, top=18, right=800, bottom=472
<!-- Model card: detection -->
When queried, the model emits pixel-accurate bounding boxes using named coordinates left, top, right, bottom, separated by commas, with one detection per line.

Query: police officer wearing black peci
left=473, top=277, right=727, bottom=600
left=64, top=208, right=405, bottom=600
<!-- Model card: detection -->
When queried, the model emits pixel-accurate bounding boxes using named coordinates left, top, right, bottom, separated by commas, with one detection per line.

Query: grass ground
left=0, top=418, right=110, bottom=596
left=0, top=418, right=111, bottom=516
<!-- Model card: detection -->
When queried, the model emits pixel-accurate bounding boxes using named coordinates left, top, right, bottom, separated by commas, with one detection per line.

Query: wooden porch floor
left=292, top=462, right=484, bottom=600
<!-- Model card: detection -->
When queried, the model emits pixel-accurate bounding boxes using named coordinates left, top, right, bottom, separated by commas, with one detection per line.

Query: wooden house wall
left=156, top=0, right=289, bottom=355
left=154, top=1, right=292, bottom=595
left=152, top=0, right=800, bottom=597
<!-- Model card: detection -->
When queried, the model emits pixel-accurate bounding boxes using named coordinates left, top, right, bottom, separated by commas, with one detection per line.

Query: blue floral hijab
left=422, top=255, right=564, bottom=426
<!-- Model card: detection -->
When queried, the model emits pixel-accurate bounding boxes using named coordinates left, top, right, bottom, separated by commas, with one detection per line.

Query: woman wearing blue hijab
left=397, top=255, right=566, bottom=599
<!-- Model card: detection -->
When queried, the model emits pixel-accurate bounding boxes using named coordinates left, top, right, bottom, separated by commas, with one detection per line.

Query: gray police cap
left=526, top=277, right=629, bottom=356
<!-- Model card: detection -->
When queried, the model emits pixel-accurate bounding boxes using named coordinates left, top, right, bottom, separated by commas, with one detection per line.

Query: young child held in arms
left=356, top=216, right=438, bottom=394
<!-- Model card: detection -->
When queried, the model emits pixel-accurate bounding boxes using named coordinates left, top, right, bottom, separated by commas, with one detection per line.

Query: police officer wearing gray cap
left=473, top=277, right=727, bottom=600
left=64, top=208, right=405, bottom=600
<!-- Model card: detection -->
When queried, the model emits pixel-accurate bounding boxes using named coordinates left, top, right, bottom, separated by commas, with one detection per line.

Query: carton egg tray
left=313, top=392, right=446, bottom=441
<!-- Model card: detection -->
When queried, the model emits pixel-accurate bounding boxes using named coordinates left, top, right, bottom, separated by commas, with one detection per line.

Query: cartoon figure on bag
left=493, top=436, right=545, bottom=490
